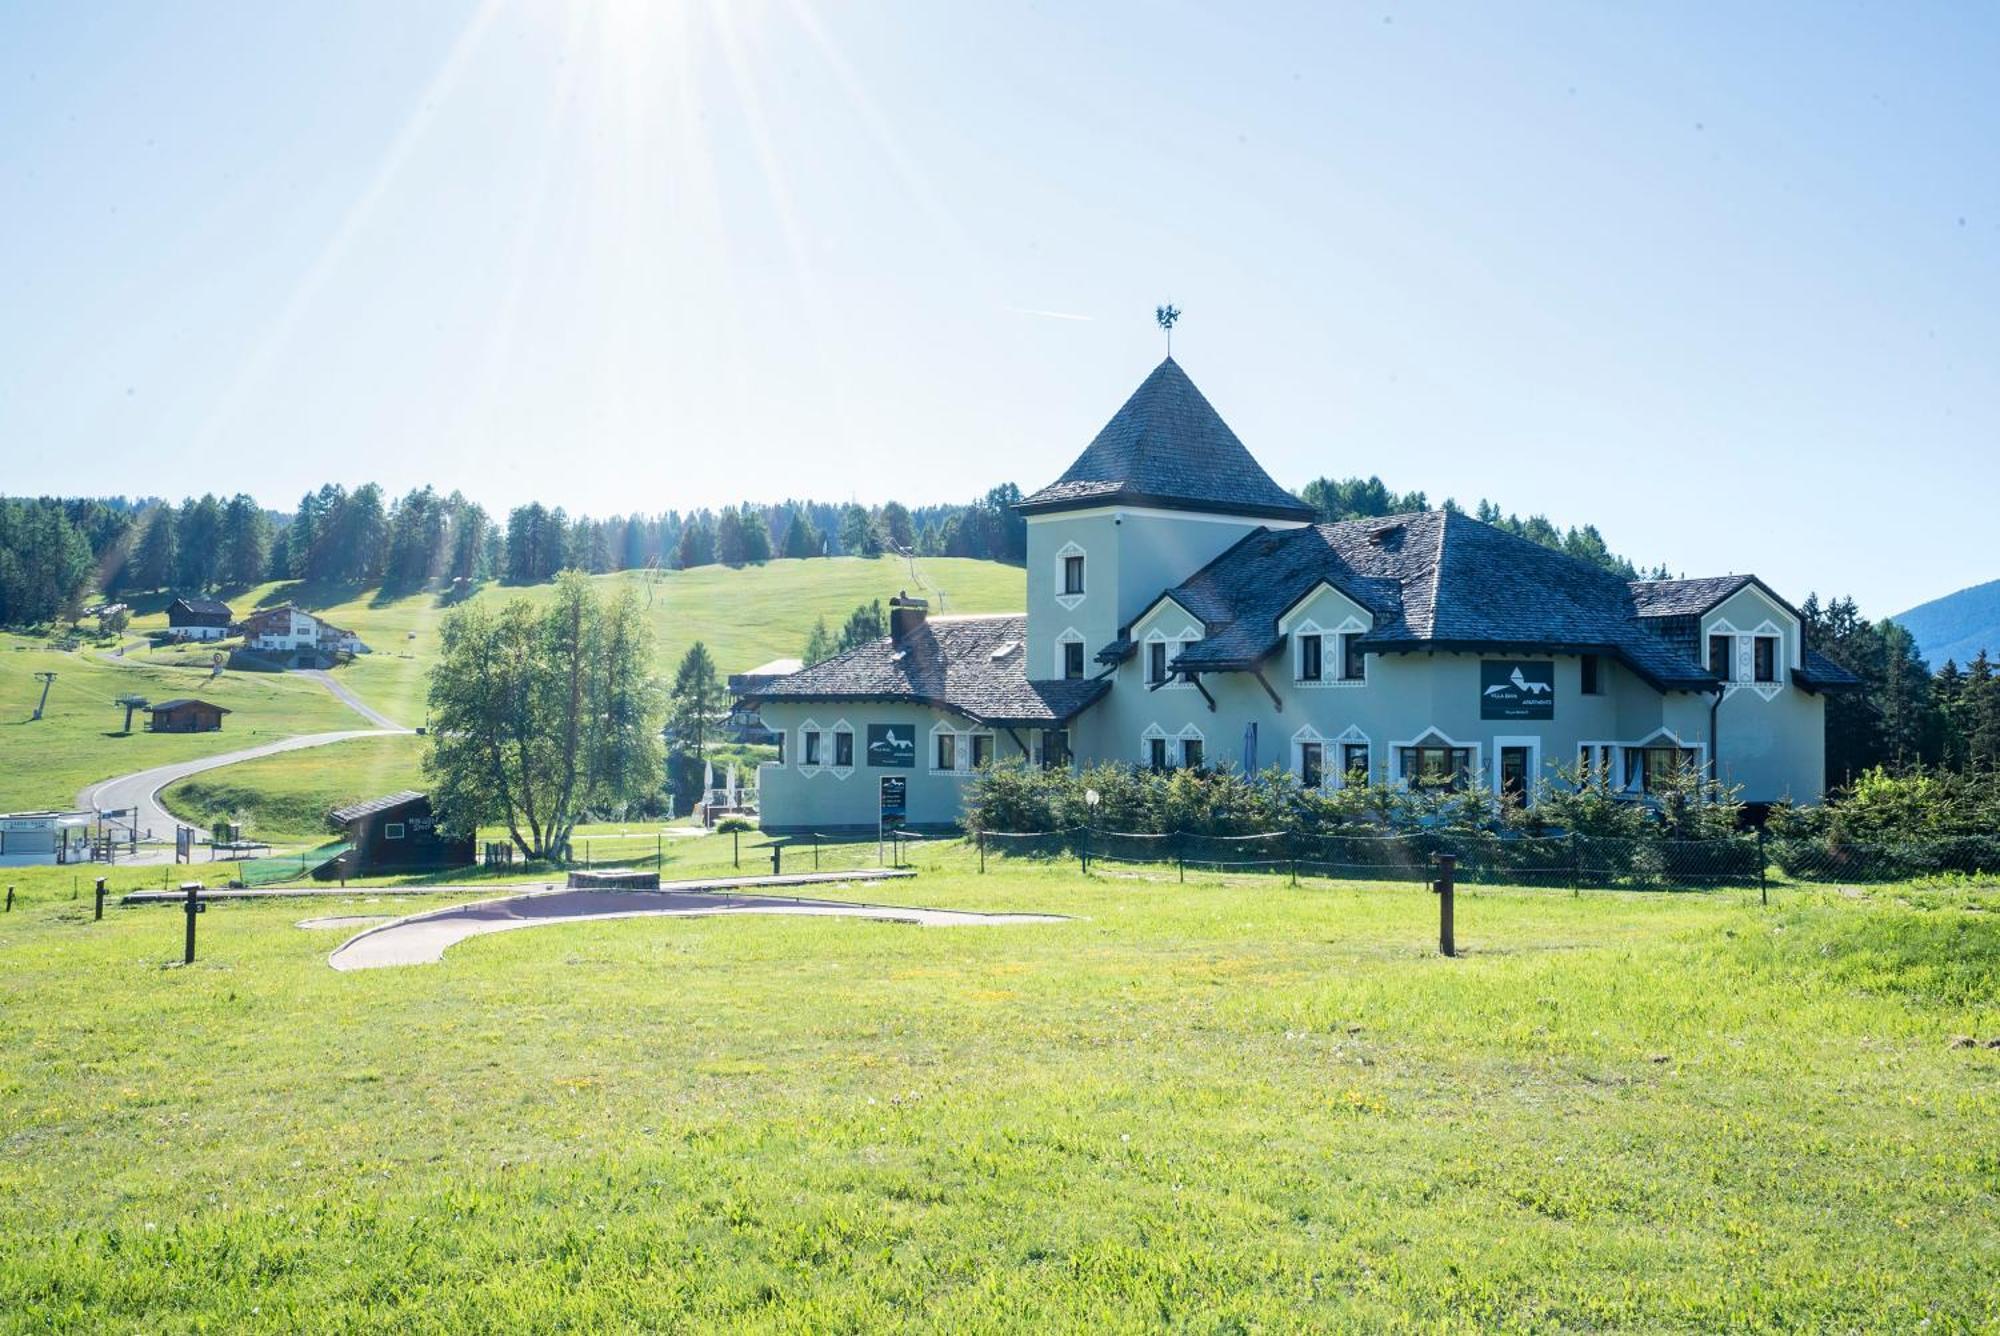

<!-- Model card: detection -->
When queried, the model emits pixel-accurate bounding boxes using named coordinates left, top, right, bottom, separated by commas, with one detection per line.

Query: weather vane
left=1155, top=303, right=1180, bottom=356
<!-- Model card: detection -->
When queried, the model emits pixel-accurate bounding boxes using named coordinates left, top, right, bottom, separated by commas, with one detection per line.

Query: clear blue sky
left=3, top=2, right=1996, bottom=615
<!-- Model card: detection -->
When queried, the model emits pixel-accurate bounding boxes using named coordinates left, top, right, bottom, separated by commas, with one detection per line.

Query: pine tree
left=135, top=507, right=178, bottom=591
left=838, top=503, right=881, bottom=557
left=219, top=494, right=269, bottom=589
left=803, top=616, right=836, bottom=665
left=781, top=510, right=821, bottom=559
left=739, top=505, right=773, bottom=564
left=665, top=642, right=722, bottom=812
left=1967, top=651, right=2000, bottom=771
left=674, top=514, right=715, bottom=569
left=878, top=501, right=915, bottom=551
left=837, top=599, right=886, bottom=652
left=714, top=508, right=748, bottom=566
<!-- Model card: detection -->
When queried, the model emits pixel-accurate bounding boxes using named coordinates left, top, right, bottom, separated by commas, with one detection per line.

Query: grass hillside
left=160, top=733, right=425, bottom=843
left=0, top=634, right=367, bottom=813
left=127, top=557, right=1024, bottom=729
left=1897, top=575, right=2000, bottom=669
left=0, top=853, right=1994, bottom=1327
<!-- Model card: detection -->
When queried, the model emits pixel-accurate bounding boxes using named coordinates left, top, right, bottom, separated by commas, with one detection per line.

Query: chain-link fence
left=973, top=827, right=1999, bottom=892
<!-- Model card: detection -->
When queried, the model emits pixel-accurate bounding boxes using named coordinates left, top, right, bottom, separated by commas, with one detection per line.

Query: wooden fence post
left=1435, top=854, right=1456, bottom=957
left=1758, top=827, right=1769, bottom=907
left=95, top=876, right=107, bottom=921
left=181, top=882, right=206, bottom=965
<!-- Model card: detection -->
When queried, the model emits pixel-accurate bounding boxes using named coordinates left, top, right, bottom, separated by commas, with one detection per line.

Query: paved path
left=123, top=867, right=915, bottom=904
left=78, top=728, right=409, bottom=852
left=328, top=879, right=1063, bottom=971
left=295, top=669, right=404, bottom=730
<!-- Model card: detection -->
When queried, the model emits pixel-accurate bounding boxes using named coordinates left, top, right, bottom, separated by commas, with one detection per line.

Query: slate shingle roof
left=1796, top=648, right=1865, bottom=692
left=1152, top=510, right=1739, bottom=691
left=1628, top=576, right=1753, bottom=618
left=1017, top=359, right=1316, bottom=522
left=744, top=615, right=1108, bottom=727
left=329, top=791, right=427, bottom=824
left=169, top=597, right=232, bottom=619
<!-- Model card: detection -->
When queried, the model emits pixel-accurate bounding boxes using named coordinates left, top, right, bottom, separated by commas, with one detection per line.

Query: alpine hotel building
left=748, top=359, right=1858, bottom=832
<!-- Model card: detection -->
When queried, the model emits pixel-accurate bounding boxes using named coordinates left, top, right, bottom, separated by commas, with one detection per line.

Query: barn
left=166, top=597, right=233, bottom=640
left=320, top=791, right=473, bottom=878
left=144, top=698, right=230, bottom=733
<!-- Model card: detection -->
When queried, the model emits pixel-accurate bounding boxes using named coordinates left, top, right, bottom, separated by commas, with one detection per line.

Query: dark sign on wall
left=867, top=724, right=915, bottom=768
left=1480, top=661, right=1556, bottom=720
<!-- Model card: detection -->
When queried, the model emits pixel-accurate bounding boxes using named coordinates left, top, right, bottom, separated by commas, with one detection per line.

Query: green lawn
left=159, top=733, right=428, bottom=844
left=0, top=635, right=372, bottom=813
left=127, top=558, right=1024, bottom=729
left=1, top=847, right=1994, bottom=1329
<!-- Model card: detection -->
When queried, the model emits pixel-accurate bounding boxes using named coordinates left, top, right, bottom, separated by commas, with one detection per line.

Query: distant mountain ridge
left=1896, top=578, right=2000, bottom=669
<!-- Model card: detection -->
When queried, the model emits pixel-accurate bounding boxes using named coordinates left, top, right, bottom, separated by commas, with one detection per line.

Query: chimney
left=889, top=591, right=928, bottom=640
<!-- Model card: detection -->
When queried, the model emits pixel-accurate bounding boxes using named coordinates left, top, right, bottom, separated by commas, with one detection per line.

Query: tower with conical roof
left=1018, top=357, right=1313, bottom=685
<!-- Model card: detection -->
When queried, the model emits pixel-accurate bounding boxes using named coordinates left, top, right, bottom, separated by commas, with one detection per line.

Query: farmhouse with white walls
left=747, top=357, right=1858, bottom=830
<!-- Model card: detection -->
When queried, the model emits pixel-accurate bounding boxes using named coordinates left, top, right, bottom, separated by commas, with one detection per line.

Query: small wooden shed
left=144, top=698, right=230, bottom=733
left=321, top=791, right=473, bottom=878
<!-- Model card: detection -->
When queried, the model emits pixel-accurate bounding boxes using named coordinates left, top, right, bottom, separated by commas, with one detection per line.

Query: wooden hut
left=143, top=698, right=230, bottom=733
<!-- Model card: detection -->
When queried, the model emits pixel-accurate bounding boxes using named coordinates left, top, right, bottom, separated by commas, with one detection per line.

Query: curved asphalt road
left=294, top=669, right=403, bottom=730
left=73, top=651, right=410, bottom=853
left=77, top=728, right=411, bottom=848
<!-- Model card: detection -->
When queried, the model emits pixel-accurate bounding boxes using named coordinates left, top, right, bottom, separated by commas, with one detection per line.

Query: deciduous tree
left=425, top=572, right=664, bottom=860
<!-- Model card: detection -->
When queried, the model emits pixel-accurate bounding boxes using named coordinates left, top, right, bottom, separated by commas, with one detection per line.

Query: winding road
left=77, top=728, right=411, bottom=848
left=73, top=658, right=411, bottom=856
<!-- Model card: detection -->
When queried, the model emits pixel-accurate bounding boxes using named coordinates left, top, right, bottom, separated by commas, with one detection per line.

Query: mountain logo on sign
left=1484, top=666, right=1551, bottom=698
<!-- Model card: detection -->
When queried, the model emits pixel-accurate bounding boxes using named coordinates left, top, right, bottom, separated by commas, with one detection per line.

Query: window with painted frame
left=1063, top=640, right=1085, bottom=680
left=1148, top=736, right=1169, bottom=772
left=1148, top=639, right=1169, bottom=686
left=1342, top=742, right=1370, bottom=782
left=1299, top=741, right=1325, bottom=788
left=1753, top=635, right=1778, bottom=684
left=1062, top=554, right=1085, bottom=597
left=1708, top=634, right=1733, bottom=679
left=1297, top=633, right=1322, bottom=682
left=833, top=729, right=854, bottom=769
left=803, top=730, right=822, bottom=767
left=1181, top=736, right=1204, bottom=770
left=1400, top=744, right=1472, bottom=790
left=1625, top=744, right=1698, bottom=793
left=936, top=731, right=958, bottom=771
left=1340, top=632, right=1366, bottom=682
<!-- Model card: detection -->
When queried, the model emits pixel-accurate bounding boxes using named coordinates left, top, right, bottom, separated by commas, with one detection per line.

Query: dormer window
left=1753, top=635, right=1778, bottom=684
left=1340, top=633, right=1365, bottom=682
left=1063, top=554, right=1085, bottom=596
left=1147, top=640, right=1168, bottom=685
left=1298, top=634, right=1322, bottom=682
left=1708, top=634, right=1732, bottom=679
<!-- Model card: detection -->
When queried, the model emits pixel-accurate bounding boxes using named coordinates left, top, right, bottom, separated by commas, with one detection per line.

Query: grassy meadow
left=1, top=844, right=1995, bottom=1330
left=1, top=556, right=1017, bottom=819
left=123, top=557, right=1025, bottom=731
left=159, top=734, right=428, bottom=844
left=0, top=634, right=370, bottom=813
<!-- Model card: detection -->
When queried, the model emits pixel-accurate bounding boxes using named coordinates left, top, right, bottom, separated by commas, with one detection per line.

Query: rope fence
left=972, top=826, right=2000, bottom=893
